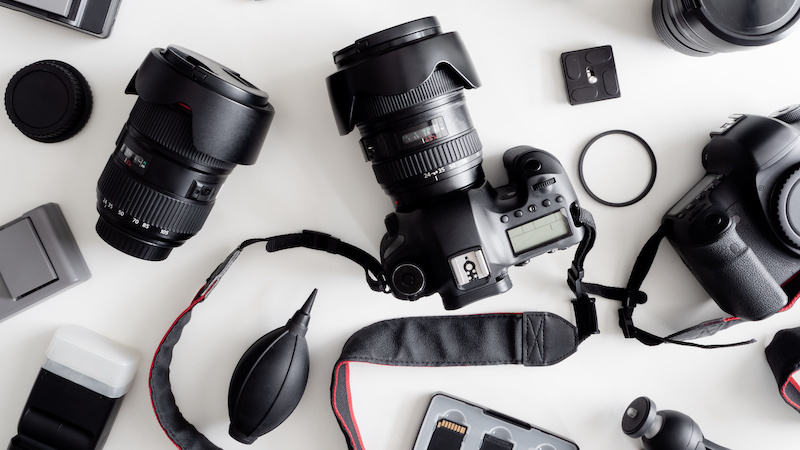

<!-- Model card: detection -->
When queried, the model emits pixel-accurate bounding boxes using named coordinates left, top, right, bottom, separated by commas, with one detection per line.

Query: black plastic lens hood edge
left=327, top=32, right=481, bottom=135
left=126, top=47, right=275, bottom=166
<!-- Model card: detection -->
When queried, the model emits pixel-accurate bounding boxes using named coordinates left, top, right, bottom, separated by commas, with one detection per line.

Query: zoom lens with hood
left=96, top=46, right=274, bottom=261
left=327, top=16, right=483, bottom=210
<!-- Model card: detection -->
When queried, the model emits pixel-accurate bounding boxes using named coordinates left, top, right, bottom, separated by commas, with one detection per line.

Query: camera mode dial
left=774, top=165, right=800, bottom=249
left=771, top=104, right=800, bottom=125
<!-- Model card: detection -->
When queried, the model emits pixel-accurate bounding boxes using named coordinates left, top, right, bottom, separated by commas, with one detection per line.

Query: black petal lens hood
left=326, top=17, right=481, bottom=135
left=126, top=45, right=274, bottom=165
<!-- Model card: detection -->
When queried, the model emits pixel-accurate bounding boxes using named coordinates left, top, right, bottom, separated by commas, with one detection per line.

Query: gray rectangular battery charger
left=0, top=0, right=122, bottom=38
left=0, top=203, right=90, bottom=321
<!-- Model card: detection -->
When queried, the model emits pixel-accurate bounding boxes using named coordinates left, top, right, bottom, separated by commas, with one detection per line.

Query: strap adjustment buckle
left=618, top=308, right=636, bottom=338
left=567, top=265, right=585, bottom=299
left=568, top=264, right=599, bottom=339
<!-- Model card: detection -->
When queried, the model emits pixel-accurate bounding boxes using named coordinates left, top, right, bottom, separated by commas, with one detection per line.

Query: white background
left=1, top=0, right=800, bottom=449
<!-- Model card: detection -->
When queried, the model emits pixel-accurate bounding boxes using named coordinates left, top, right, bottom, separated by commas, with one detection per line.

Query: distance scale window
left=397, top=117, right=449, bottom=148
left=117, top=144, right=150, bottom=176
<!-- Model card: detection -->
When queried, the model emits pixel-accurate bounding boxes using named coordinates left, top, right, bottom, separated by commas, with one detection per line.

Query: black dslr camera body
left=380, top=147, right=583, bottom=309
left=665, top=105, right=800, bottom=321
left=327, top=17, right=584, bottom=309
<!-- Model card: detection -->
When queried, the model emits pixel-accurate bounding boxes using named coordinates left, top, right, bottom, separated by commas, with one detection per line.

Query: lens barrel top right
left=95, top=46, right=274, bottom=261
left=652, top=0, right=800, bottom=55
left=327, top=17, right=485, bottom=211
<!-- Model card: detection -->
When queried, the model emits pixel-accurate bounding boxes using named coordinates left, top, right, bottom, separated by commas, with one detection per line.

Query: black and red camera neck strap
left=584, top=224, right=800, bottom=349
left=330, top=312, right=581, bottom=450
left=149, top=206, right=600, bottom=450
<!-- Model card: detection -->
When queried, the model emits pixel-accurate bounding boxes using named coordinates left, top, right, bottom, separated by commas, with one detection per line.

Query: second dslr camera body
left=327, top=17, right=584, bottom=310
left=665, top=105, right=800, bottom=321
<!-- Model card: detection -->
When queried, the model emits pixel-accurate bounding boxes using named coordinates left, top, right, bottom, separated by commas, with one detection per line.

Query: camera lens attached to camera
left=328, top=19, right=588, bottom=309
left=327, top=16, right=483, bottom=211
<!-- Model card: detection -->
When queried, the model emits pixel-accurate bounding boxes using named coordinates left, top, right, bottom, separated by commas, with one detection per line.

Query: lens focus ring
left=97, top=160, right=213, bottom=235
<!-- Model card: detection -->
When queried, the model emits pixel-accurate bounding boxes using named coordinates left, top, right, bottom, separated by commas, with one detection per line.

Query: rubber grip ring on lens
left=578, top=130, right=657, bottom=208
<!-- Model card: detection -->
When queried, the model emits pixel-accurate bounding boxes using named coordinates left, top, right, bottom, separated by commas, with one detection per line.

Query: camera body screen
left=507, top=209, right=572, bottom=255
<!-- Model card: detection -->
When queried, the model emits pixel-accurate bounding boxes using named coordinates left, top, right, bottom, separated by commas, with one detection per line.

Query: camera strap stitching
left=331, top=312, right=580, bottom=450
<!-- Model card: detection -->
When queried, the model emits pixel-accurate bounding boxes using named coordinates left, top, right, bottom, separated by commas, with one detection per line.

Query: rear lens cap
left=5, top=60, right=93, bottom=143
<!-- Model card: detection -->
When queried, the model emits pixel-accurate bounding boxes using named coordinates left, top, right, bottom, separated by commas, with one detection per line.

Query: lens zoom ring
left=128, top=99, right=235, bottom=171
left=372, top=130, right=481, bottom=185
left=353, top=69, right=464, bottom=125
left=98, top=162, right=212, bottom=234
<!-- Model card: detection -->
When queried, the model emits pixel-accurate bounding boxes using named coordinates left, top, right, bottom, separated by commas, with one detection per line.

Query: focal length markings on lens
left=100, top=197, right=177, bottom=238
left=97, top=155, right=214, bottom=241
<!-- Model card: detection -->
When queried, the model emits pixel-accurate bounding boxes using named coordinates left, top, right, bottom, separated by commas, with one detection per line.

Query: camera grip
left=675, top=223, right=787, bottom=321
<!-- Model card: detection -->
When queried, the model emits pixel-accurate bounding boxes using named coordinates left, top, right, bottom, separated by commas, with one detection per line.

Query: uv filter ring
left=578, top=130, right=657, bottom=207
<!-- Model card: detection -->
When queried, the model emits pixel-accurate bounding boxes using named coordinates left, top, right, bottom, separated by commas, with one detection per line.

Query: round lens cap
left=704, top=0, right=800, bottom=35
left=4, top=60, right=93, bottom=143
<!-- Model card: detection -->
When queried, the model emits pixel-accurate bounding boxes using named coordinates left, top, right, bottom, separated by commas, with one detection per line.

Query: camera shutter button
left=771, top=104, right=800, bottom=125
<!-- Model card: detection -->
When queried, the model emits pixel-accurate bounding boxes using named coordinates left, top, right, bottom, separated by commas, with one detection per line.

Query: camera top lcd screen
left=507, top=209, right=572, bottom=255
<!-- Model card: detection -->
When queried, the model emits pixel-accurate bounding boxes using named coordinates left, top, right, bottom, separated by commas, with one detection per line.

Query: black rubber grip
left=677, top=224, right=787, bottom=320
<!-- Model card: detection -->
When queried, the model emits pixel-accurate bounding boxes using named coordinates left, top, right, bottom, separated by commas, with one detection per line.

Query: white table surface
left=2, top=0, right=800, bottom=448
